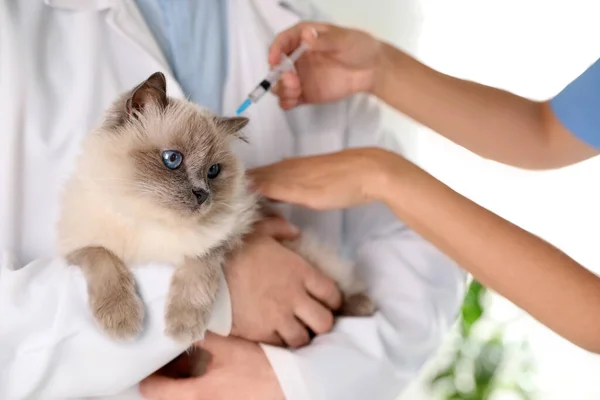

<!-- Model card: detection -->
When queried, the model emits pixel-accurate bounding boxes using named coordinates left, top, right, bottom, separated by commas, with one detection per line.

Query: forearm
left=372, top=154, right=600, bottom=353
left=372, top=43, right=571, bottom=169
left=0, top=254, right=231, bottom=398
left=260, top=223, right=464, bottom=400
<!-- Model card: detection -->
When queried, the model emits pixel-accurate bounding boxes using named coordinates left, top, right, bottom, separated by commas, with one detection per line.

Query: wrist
left=363, top=148, right=402, bottom=202
left=364, top=148, right=423, bottom=206
left=207, top=270, right=233, bottom=336
left=369, top=42, right=409, bottom=101
left=369, top=42, right=393, bottom=98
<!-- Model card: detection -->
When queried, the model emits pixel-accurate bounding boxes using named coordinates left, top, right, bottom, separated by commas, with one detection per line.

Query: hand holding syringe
left=236, top=42, right=310, bottom=115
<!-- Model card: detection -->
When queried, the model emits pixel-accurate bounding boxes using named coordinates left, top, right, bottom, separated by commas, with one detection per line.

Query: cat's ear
left=125, top=72, right=168, bottom=116
left=214, top=116, right=250, bottom=143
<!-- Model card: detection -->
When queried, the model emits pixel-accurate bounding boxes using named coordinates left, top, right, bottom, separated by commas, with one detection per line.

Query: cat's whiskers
left=96, top=181, right=156, bottom=191
left=213, top=201, right=239, bottom=212
left=92, top=178, right=155, bottom=188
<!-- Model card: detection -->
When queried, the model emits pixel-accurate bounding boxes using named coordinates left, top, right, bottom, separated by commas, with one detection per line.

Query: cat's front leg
left=67, top=246, right=145, bottom=341
left=165, top=251, right=223, bottom=343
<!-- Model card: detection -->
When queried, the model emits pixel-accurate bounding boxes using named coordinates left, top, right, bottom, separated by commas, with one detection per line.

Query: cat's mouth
left=151, top=195, right=213, bottom=219
left=189, top=200, right=213, bottom=217
left=162, top=189, right=214, bottom=217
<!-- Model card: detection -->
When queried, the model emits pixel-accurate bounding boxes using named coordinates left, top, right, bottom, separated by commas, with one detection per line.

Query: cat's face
left=84, top=72, right=250, bottom=222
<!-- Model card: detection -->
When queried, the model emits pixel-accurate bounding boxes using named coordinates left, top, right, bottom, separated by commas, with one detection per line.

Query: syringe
left=236, top=42, right=310, bottom=115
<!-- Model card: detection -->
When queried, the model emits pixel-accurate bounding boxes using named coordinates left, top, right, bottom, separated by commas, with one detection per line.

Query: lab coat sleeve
left=260, top=94, right=467, bottom=400
left=0, top=250, right=232, bottom=400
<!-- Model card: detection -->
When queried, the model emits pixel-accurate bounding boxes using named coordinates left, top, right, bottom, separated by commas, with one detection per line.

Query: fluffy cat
left=57, top=72, right=374, bottom=344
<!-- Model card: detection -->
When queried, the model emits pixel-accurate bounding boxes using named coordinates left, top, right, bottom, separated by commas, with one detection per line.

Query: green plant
left=428, top=280, right=535, bottom=400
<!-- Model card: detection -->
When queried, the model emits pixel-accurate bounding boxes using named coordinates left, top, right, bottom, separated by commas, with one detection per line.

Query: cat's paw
left=90, top=285, right=145, bottom=341
left=339, top=292, right=377, bottom=317
left=165, top=298, right=211, bottom=343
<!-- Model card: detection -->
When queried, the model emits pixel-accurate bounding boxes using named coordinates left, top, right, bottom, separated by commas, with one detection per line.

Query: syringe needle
left=236, top=98, right=252, bottom=115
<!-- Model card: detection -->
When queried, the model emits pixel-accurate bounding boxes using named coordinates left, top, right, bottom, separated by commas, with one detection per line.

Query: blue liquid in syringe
left=236, top=98, right=252, bottom=115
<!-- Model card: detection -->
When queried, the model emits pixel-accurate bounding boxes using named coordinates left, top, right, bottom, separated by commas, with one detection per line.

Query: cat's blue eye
left=162, top=150, right=183, bottom=170
left=207, top=164, right=221, bottom=179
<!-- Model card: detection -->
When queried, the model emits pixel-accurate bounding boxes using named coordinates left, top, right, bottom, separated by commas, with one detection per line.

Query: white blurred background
left=318, top=0, right=600, bottom=399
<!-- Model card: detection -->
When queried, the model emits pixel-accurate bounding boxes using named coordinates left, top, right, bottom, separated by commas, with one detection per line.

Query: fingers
left=200, top=332, right=245, bottom=357
left=271, top=71, right=303, bottom=110
left=304, top=268, right=343, bottom=311
left=269, top=22, right=356, bottom=66
left=253, top=216, right=300, bottom=240
left=259, top=331, right=286, bottom=347
left=277, top=318, right=311, bottom=348
left=295, top=296, right=335, bottom=335
left=248, top=163, right=304, bottom=203
left=248, top=180, right=287, bottom=203
left=268, top=22, right=328, bottom=66
left=159, top=352, right=194, bottom=378
left=139, top=374, right=200, bottom=400
left=251, top=179, right=315, bottom=208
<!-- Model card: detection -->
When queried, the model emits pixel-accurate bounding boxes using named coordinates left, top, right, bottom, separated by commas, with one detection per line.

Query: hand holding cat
left=225, top=216, right=342, bottom=347
left=140, top=333, right=283, bottom=400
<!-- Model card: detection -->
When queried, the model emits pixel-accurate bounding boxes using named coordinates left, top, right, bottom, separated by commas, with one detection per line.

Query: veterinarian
left=250, top=22, right=600, bottom=353
left=0, top=2, right=464, bottom=400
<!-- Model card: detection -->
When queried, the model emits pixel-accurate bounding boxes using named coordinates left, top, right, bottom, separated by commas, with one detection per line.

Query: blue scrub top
left=550, top=57, right=600, bottom=148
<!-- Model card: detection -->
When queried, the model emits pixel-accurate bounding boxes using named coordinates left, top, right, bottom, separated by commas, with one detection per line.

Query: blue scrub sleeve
left=550, top=57, right=600, bottom=148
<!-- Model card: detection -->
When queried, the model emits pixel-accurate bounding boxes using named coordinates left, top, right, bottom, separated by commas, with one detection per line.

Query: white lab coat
left=0, top=0, right=466, bottom=399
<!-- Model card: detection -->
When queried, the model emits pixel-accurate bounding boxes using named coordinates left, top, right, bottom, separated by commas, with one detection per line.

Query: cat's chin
left=187, top=207, right=214, bottom=222
left=162, top=205, right=227, bottom=228
left=113, top=192, right=213, bottom=223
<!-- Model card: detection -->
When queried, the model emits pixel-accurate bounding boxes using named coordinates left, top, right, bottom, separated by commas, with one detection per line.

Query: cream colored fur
left=58, top=133, right=257, bottom=267
left=57, top=72, right=373, bottom=345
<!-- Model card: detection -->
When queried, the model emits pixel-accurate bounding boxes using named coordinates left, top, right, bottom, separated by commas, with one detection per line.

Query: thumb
left=139, top=374, right=201, bottom=400
left=268, top=22, right=331, bottom=66
left=301, top=25, right=345, bottom=53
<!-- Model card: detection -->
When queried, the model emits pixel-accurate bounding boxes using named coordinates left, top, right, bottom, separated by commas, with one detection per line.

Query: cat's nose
left=192, top=188, right=210, bottom=205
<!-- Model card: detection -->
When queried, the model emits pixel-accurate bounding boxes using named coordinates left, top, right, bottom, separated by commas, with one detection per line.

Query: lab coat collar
left=44, top=0, right=116, bottom=11
left=251, top=0, right=313, bottom=36
left=44, top=0, right=310, bottom=35
left=43, top=0, right=309, bottom=109
left=56, top=0, right=186, bottom=99
left=44, top=0, right=311, bottom=17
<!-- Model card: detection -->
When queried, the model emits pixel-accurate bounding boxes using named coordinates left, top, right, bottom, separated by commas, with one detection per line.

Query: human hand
left=268, top=22, right=383, bottom=109
left=139, top=333, right=284, bottom=400
left=249, top=147, right=411, bottom=210
left=226, top=216, right=342, bottom=348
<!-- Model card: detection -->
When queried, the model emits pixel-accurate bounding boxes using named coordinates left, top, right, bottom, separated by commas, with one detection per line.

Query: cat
left=57, top=72, right=375, bottom=344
